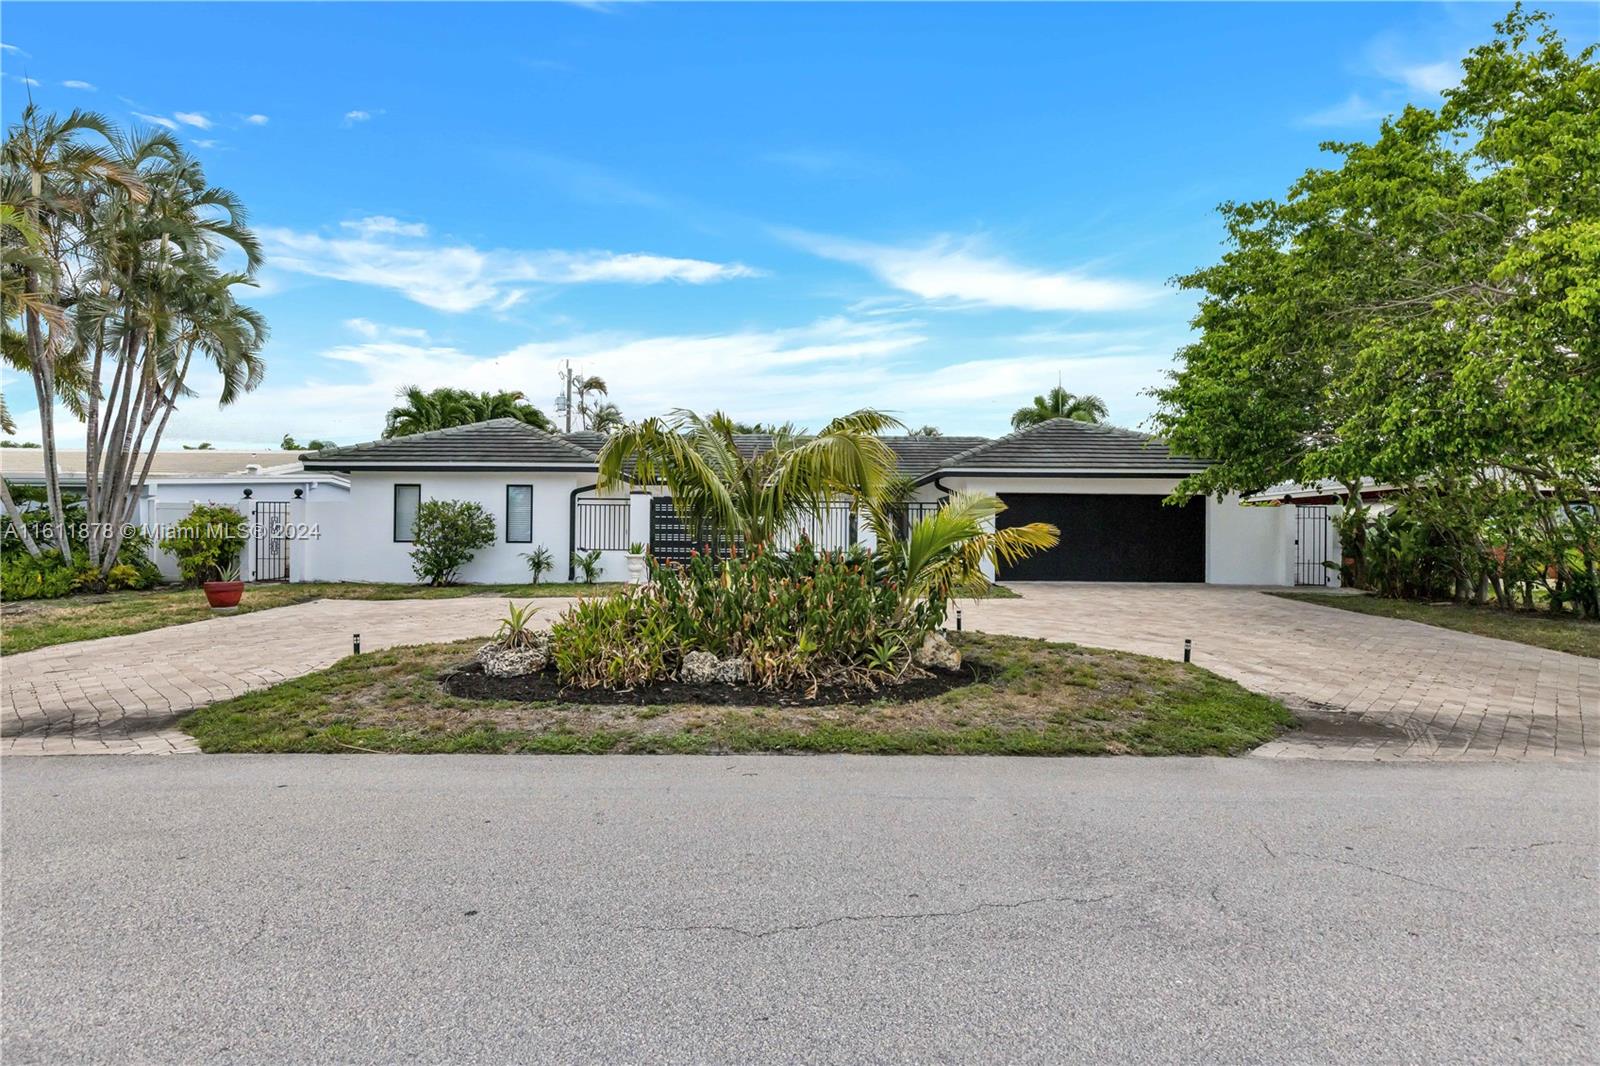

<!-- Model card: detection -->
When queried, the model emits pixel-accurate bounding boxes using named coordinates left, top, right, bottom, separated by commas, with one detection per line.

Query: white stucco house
left=0, top=448, right=349, bottom=581
left=291, top=417, right=1300, bottom=586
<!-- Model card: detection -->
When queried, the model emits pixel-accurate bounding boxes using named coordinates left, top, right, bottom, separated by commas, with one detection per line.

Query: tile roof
left=1, top=448, right=311, bottom=482
left=300, top=419, right=600, bottom=470
left=882, top=436, right=993, bottom=477
left=927, top=418, right=1209, bottom=477
left=296, top=418, right=1207, bottom=479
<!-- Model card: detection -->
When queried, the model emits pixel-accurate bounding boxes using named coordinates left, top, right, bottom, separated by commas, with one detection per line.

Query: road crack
left=639, top=892, right=1115, bottom=940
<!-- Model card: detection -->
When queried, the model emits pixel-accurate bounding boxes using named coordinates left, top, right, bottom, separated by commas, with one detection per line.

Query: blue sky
left=4, top=2, right=1596, bottom=448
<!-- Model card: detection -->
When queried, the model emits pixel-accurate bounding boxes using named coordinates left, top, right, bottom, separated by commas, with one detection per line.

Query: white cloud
left=341, top=215, right=428, bottom=239
left=6, top=315, right=1183, bottom=447
left=0, top=42, right=25, bottom=55
left=344, top=318, right=430, bottom=342
left=343, top=109, right=374, bottom=125
left=1296, top=92, right=1388, bottom=128
left=243, top=113, right=269, bottom=125
left=261, top=222, right=763, bottom=312
left=134, top=112, right=179, bottom=131
left=788, top=231, right=1157, bottom=312
left=16, top=76, right=40, bottom=87
left=61, top=79, right=96, bottom=91
left=193, top=139, right=221, bottom=149
left=149, top=316, right=929, bottom=446
left=173, top=111, right=212, bottom=129
left=1395, top=60, right=1458, bottom=95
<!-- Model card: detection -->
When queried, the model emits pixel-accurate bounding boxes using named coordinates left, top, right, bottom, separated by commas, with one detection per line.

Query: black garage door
left=997, top=493, right=1206, bottom=582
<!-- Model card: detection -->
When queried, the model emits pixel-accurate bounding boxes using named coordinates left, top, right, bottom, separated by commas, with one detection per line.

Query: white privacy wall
left=293, top=471, right=640, bottom=584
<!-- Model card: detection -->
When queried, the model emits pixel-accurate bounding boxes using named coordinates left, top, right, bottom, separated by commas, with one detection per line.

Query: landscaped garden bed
left=440, top=655, right=983, bottom=708
left=180, top=631, right=1293, bottom=756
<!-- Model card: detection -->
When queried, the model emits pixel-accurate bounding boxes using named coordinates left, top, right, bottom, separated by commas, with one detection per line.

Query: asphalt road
left=3, top=755, right=1596, bottom=1065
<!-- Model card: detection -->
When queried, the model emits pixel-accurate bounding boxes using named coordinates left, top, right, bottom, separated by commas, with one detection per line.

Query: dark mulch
left=440, top=660, right=984, bottom=707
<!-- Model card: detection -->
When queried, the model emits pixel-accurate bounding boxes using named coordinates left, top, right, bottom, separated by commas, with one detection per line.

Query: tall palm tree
left=1010, top=385, right=1109, bottom=430
left=2, top=104, right=136, bottom=557
left=585, top=401, right=625, bottom=434
left=76, top=133, right=265, bottom=573
left=598, top=408, right=904, bottom=547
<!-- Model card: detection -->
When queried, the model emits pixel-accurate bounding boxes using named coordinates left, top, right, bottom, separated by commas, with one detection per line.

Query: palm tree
left=598, top=408, right=904, bottom=547
left=383, top=387, right=551, bottom=437
left=2, top=104, right=136, bottom=557
left=908, top=425, right=943, bottom=438
left=1010, top=386, right=1109, bottom=430
left=585, top=401, right=625, bottom=434
left=863, top=492, right=1059, bottom=614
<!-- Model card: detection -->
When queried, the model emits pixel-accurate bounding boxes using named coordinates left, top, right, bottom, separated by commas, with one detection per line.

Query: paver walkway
left=3, top=586, right=1595, bottom=760
left=2, top=598, right=568, bottom=755
left=961, top=584, right=1597, bottom=761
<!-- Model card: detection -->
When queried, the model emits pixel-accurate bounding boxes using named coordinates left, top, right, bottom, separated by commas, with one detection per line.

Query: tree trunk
left=0, top=478, right=44, bottom=559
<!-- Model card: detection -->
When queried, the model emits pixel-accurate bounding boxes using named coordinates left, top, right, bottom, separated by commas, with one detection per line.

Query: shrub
left=521, top=546, right=554, bottom=584
left=0, top=550, right=77, bottom=601
left=549, top=540, right=940, bottom=691
left=571, top=548, right=603, bottom=584
left=410, top=499, right=496, bottom=586
left=158, top=503, right=247, bottom=585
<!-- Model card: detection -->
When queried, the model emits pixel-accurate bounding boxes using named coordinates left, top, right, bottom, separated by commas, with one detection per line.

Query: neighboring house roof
left=923, top=418, right=1209, bottom=479
left=0, top=448, right=324, bottom=486
left=564, top=432, right=992, bottom=480
left=881, top=436, right=993, bottom=477
left=300, top=419, right=599, bottom=471
left=297, top=417, right=1209, bottom=480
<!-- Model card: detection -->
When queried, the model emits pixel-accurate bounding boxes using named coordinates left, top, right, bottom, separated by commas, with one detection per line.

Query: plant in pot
left=159, top=503, right=249, bottom=610
left=625, top=541, right=648, bottom=585
left=203, top=560, right=245, bottom=610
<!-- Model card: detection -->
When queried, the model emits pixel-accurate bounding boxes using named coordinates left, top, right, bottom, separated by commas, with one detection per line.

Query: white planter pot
left=626, top=553, right=648, bottom=585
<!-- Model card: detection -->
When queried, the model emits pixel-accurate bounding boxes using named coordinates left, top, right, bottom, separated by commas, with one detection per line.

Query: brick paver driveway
left=962, top=585, right=1597, bottom=761
left=2, top=597, right=551, bottom=755
left=4, top=585, right=1595, bottom=760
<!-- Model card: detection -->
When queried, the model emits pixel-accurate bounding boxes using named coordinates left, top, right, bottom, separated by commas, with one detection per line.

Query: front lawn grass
left=1268, top=591, right=1599, bottom=659
left=181, top=631, right=1293, bottom=757
left=0, top=581, right=620, bottom=656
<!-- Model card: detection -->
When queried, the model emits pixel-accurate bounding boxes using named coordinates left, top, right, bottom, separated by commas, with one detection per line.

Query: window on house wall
left=393, top=484, right=421, bottom=542
left=506, top=485, right=533, bottom=543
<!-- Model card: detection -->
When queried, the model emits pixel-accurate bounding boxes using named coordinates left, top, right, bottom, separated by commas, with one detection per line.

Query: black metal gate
left=648, top=497, right=742, bottom=564
left=1294, top=505, right=1331, bottom=586
left=253, top=500, right=290, bottom=583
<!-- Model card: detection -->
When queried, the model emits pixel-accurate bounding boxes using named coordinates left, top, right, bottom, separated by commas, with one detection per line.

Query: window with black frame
left=393, top=484, right=421, bottom=542
left=506, top=485, right=533, bottom=542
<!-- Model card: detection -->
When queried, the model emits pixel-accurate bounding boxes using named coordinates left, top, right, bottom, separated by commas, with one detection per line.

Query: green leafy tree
left=409, top=498, right=496, bottom=586
left=383, top=386, right=551, bottom=438
left=1150, top=7, right=1598, bottom=615
left=280, top=434, right=334, bottom=451
left=1010, top=386, right=1108, bottom=430
left=598, top=408, right=903, bottom=548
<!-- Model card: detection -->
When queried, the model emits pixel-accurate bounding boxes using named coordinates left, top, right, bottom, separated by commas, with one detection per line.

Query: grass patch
left=1268, top=591, right=1599, bottom=659
left=0, top=581, right=621, bottom=656
left=181, top=631, right=1293, bottom=757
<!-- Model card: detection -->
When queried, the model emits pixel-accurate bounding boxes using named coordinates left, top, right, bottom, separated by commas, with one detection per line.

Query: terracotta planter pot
left=202, top=580, right=245, bottom=609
